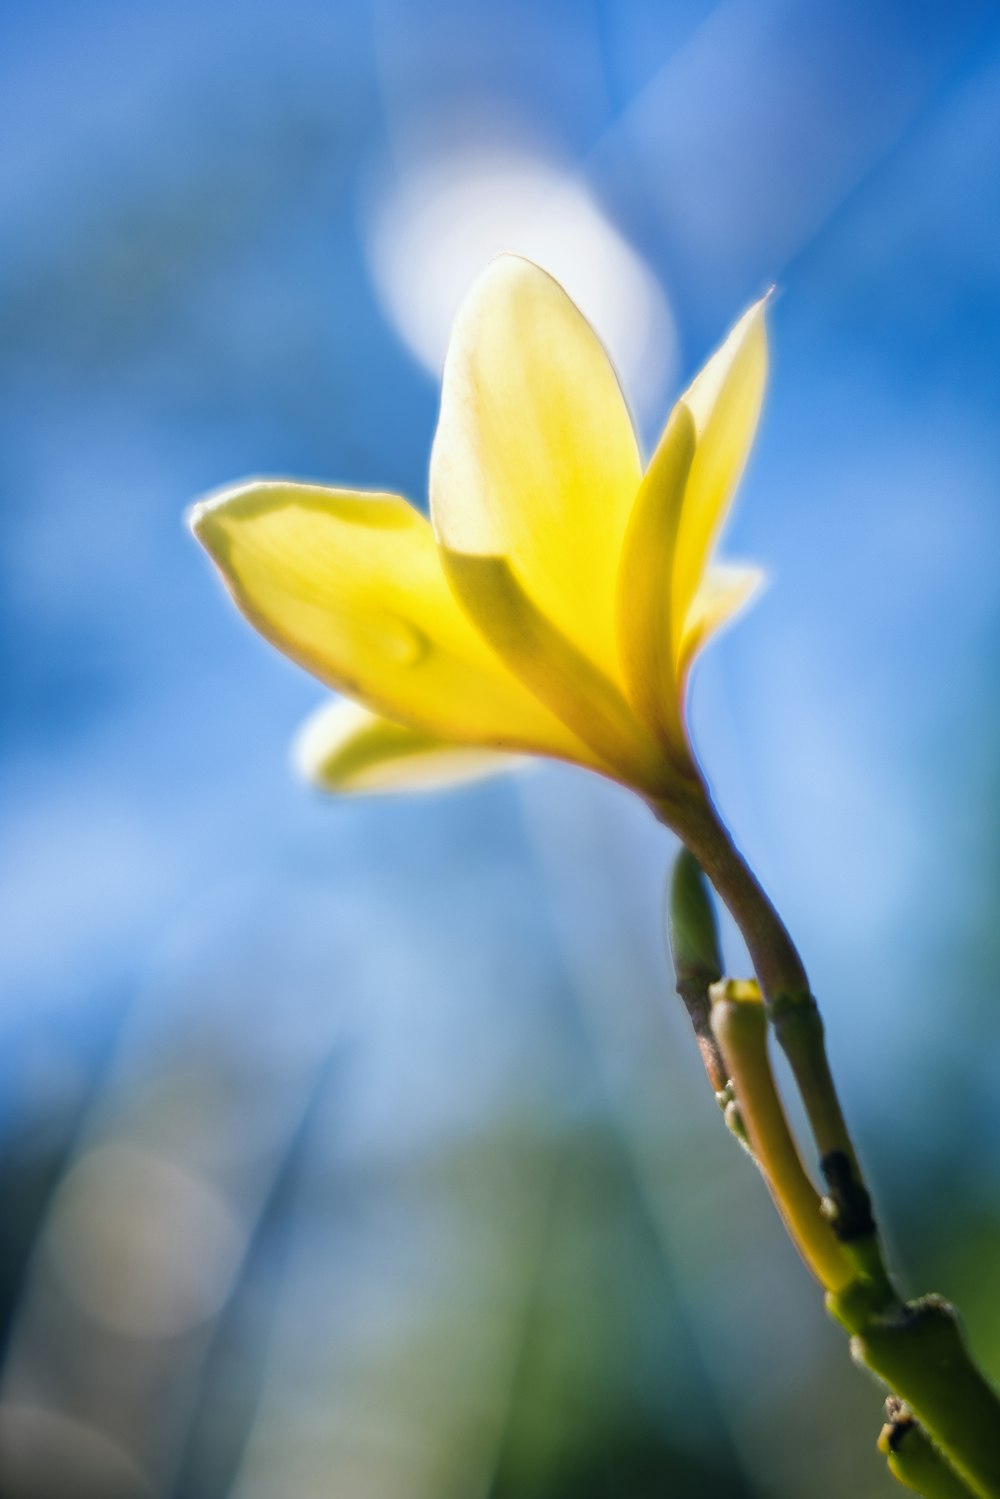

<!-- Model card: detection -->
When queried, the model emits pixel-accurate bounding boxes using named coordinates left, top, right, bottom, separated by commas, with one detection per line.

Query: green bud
left=667, top=848, right=723, bottom=986
left=666, top=849, right=727, bottom=1094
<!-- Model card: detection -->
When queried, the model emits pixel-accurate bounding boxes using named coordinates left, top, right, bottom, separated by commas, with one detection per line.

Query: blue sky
left=3, top=0, right=999, bottom=1097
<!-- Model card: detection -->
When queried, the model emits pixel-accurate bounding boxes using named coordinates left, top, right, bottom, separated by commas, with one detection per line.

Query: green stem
left=842, top=1297, right=1000, bottom=1499
left=656, top=788, right=894, bottom=1295
left=881, top=1398, right=981, bottom=1499
left=652, top=788, right=1000, bottom=1491
left=709, top=980, right=852, bottom=1292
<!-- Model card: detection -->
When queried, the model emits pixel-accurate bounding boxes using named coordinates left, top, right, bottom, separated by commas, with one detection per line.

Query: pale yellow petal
left=295, top=699, right=517, bottom=795
left=677, top=564, right=765, bottom=691
left=673, top=297, right=768, bottom=637
left=189, top=481, right=603, bottom=768
left=430, top=255, right=643, bottom=683
left=616, top=300, right=767, bottom=763
left=442, top=550, right=666, bottom=792
left=615, top=404, right=697, bottom=766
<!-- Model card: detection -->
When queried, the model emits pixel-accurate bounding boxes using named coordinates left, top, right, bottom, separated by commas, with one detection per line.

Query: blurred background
left=2, top=1, right=1000, bottom=1494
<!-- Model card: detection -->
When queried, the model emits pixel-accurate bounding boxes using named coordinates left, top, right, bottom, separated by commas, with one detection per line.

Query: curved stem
left=655, top=787, right=807, bottom=998
left=654, top=789, right=1000, bottom=1491
left=709, top=980, right=852, bottom=1292
left=655, top=787, right=893, bottom=1295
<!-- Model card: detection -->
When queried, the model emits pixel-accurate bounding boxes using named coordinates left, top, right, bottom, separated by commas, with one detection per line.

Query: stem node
left=855, top=1297, right=1000, bottom=1497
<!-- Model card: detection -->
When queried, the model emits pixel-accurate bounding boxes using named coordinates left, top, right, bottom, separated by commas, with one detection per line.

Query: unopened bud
left=668, top=848, right=723, bottom=986
left=666, top=849, right=727, bottom=1093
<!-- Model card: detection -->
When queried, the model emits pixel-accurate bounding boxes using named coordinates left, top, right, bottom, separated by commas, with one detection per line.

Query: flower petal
left=615, top=404, right=698, bottom=765
left=430, top=255, right=643, bottom=683
left=190, top=481, right=603, bottom=767
left=677, top=564, right=765, bottom=691
left=442, top=550, right=665, bottom=792
left=295, top=698, right=517, bottom=794
left=673, top=297, right=768, bottom=632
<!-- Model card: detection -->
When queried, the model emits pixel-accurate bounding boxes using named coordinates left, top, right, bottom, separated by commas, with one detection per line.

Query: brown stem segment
left=658, top=788, right=808, bottom=999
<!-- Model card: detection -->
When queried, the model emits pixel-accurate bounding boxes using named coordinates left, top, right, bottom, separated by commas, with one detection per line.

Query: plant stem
left=881, top=1398, right=982, bottom=1498
left=845, top=1297, right=1000, bottom=1499
left=709, top=979, right=852, bottom=1291
left=652, top=787, right=1000, bottom=1491
left=656, top=787, right=893, bottom=1296
left=667, top=848, right=728, bottom=1094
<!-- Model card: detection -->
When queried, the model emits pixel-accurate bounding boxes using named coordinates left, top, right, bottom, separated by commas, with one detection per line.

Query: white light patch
left=46, top=1144, right=244, bottom=1339
left=366, top=147, right=677, bottom=422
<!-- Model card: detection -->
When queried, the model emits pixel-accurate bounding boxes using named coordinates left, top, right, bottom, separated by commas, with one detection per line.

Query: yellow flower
left=190, top=255, right=766, bottom=814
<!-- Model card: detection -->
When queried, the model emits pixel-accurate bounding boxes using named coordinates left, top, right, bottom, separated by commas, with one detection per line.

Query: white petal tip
left=293, top=698, right=520, bottom=797
left=186, top=480, right=273, bottom=543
